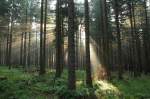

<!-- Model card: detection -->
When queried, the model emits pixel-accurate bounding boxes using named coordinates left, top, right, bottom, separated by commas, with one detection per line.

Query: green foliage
left=0, top=67, right=42, bottom=99
left=0, top=0, right=9, bottom=17
left=0, top=78, right=33, bottom=99
left=111, top=75, right=150, bottom=98
left=0, top=66, right=150, bottom=99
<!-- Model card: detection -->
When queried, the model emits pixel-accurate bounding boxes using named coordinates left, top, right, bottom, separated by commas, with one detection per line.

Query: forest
left=0, top=0, right=150, bottom=99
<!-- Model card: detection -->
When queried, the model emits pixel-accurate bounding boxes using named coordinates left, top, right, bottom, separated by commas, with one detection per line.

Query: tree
left=114, top=0, right=123, bottom=79
left=55, top=0, right=62, bottom=78
left=8, top=0, right=15, bottom=69
left=27, top=32, right=31, bottom=68
left=43, top=0, right=48, bottom=74
left=84, top=0, right=93, bottom=87
left=0, top=0, right=9, bottom=17
left=20, top=32, right=24, bottom=66
left=23, top=32, right=27, bottom=69
left=143, top=0, right=150, bottom=74
left=39, top=0, right=45, bottom=75
left=100, top=0, right=111, bottom=79
left=68, top=0, right=76, bottom=90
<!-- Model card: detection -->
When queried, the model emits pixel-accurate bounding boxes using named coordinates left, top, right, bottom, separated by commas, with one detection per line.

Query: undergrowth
left=0, top=66, right=150, bottom=99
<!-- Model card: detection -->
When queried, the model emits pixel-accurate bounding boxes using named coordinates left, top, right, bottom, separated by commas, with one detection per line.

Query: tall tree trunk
left=100, top=0, right=111, bottom=79
left=28, top=32, right=31, bottom=69
left=20, top=32, right=24, bottom=66
left=132, top=1, right=141, bottom=76
left=8, top=16, right=13, bottom=69
left=61, top=17, right=64, bottom=71
left=8, top=0, right=15, bottom=69
left=39, top=0, right=45, bottom=75
left=114, top=0, right=123, bottom=79
left=43, top=0, right=47, bottom=73
left=5, top=25, right=9, bottom=65
left=35, top=31, right=39, bottom=68
left=55, top=0, right=62, bottom=78
left=23, top=32, right=27, bottom=70
left=128, top=2, right=135, bottom=76
left=68, top=0, right=76, bottom=90
left=84, top=0, right=93, bottom=87
left=143, top=0, right=150, bottom=74
left=0, top=39, right=1, bottom=65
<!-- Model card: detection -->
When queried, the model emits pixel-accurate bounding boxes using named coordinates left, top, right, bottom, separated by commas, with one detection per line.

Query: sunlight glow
left=76, top=0, right=91, bottom=3
left=96, top=80, right=120, bottom=95
left=90, top=41, right=102, bottom=79
left=80, top=25, right=103, bottom=80
left=32, top=22, right=37, bottom=30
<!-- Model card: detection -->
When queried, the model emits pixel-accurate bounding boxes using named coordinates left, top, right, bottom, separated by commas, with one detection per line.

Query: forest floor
left=0, top=66, right=150, bottom=99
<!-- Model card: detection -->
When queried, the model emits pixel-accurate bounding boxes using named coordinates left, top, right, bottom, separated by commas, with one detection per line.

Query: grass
left=0, top=66, right=150, bottom=99
left=0, top=66, right=56, bottom=99
left=111, top=75, right=150, bottom=98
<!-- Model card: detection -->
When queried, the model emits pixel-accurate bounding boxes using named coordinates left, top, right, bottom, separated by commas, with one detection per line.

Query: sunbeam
left=80, top=25, right=103, bottom=80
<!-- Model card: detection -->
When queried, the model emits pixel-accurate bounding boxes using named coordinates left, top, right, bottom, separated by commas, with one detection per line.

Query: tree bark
left=55, top=0, right=62, bottom=78
left=84, top=0, right=93, bottom=87
left=114, top=0, right=123, bottom=79
left=68, top=0, right=76, bottom=90
left=39, top=0, right=45, bottom=75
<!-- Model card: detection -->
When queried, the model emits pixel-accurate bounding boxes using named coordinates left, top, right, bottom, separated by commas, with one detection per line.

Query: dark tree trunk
left=39, top=0, right=45, bottom=75
left=6, top=34, right=9, bottom=66
left=28, top=32, right=31, bottom=69
left=68, top=0, right=76, bottom=90
left=43, top=0, right=48, bottom=73
left=0, top=40, right=1, bottom=65
left=143, top=0, right=150, bottom=74
left=114, top=0, right=123, bottom=79
left=84, top=0, right=93, bottom=87
left=8, top=18, right=13, bottom=69
left=55, top=0, right=62, bottom=78
left=132, top=1, right=141, bottom=77
left=35, top=31, right=39, bottom=68
left=100, top=0, right=111, bottom=79
left=20, top=32, right=24, bottom=66
left=23, top=32, right=27, bottom=70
